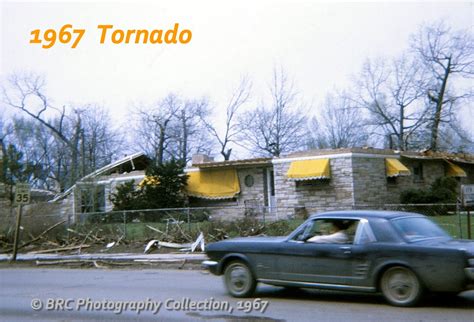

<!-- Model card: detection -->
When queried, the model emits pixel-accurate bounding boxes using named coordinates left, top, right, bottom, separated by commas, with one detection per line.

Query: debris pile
left=0, top=220, right=126, bottom=256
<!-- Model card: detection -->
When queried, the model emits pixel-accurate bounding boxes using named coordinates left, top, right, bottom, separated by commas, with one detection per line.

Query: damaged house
left=52, top=148, right=474, bottom=221
left=51, top=152, right=150, bottom=217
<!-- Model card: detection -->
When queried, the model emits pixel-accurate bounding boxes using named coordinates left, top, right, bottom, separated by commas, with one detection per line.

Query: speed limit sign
left=15, top=183, right=31, bottom=205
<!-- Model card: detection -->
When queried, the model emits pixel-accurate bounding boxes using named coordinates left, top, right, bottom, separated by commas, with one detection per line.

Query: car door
left=342, top=219, right=378, bottom=288
left=277, top=219, right=354, bottom=285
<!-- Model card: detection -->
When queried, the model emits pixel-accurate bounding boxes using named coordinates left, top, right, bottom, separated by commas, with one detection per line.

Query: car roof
left=309, top=210, right=424, bottom=220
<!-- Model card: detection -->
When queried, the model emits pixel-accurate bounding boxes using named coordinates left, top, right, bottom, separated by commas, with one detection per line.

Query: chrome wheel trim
left=381, top=267, right=420, bottom=305
left=225, top=263, right=252, bottom=296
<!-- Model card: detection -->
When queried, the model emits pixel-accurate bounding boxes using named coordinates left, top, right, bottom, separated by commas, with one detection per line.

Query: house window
left=244, top=175, right=254, bottom=187
left=413, top=164, right=423, bottom=182
left=387, top=177, right=397, bottom=185
left=79, top=185, right=105, bottom=213
left=296, top=179, right=330, bottom=187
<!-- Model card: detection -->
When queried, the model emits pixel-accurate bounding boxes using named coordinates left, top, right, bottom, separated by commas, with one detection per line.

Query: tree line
left=1, top=21, right=472, bottom=193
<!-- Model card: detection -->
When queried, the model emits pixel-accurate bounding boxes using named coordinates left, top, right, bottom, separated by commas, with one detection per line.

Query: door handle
left=339, top=246, right=352, bottom=254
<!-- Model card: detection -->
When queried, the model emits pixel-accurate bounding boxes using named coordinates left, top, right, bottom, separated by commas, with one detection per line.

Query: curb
left=0, top=253, right=208, bottom=267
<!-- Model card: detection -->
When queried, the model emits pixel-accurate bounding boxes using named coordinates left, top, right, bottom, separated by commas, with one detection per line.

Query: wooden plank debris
left=28, top=245, right=90, bottom=254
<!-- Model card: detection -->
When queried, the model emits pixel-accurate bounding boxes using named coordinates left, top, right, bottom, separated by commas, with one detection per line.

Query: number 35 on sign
left=15, top=183, right=31, bottom=205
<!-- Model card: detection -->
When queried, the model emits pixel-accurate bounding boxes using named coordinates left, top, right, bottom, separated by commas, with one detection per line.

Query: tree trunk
left=69, top=117, right=82, bottom=187
left=222, top=148, right=232, bottom=161
left=430, top=57, right=451, bottom=151
left=181, top=110, right=188, bottom=163
left=399, top=105, right=405, bottom=150
left=157, top=125, right=166, bottom=165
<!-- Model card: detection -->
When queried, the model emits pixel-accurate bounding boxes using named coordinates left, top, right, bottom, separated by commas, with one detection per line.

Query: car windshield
left=391, top=217, right=450, bottom=242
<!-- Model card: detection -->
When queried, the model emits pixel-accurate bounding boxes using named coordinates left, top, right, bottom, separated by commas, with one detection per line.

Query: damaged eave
left=50, top=152, right=149, bottom=202
left=401, top=152, right=474, bottom=165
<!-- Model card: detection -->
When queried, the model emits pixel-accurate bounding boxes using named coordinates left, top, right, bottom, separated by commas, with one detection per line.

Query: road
left=0, top=268, right=473, bottom=321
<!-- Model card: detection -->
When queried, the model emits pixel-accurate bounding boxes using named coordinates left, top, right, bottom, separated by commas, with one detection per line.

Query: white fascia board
left=272, top=152, right=400, bottom=164
left=95, top=175, right=145, bottom=185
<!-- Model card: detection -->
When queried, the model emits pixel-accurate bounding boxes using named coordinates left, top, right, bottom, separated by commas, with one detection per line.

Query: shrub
left=401, top=176, right=458, bottom=204
left=109, top=159, right=188, bottom=211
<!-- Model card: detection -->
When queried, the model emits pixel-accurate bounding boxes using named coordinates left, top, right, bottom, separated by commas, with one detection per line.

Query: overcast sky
left=0, top=1, right=472, bottom=158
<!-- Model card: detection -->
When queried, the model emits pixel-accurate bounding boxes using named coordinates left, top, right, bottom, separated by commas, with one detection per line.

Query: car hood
left=206, top=236, right=286, bottom=252
left=219, top=236, right=287, bottom=243
left=413, top=238, right=474, bottom=256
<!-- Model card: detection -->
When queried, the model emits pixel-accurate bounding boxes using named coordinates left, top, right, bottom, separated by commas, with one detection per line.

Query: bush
left=265, top=220, right=291, bottom=236
left=401, top=177, right=458, bottom=204
left=109, top=159, right=188, bottom=211
left=400, top=189, right=433, bottom=204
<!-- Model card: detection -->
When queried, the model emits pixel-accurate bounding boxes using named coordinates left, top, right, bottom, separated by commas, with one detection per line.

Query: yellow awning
left=286, top=159, right=331, bottom=180
left=446, top=161, right=467, bottom=177
left=186, top=169, right=240, bottom=199
left=385, top=158, right=411, bottom=177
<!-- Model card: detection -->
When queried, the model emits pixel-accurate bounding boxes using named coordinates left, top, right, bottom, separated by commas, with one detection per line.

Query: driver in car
left=307, top=220, right=349, bottom=244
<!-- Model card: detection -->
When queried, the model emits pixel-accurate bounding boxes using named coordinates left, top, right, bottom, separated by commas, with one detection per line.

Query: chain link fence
left=1, top=203, right=472, bottom=247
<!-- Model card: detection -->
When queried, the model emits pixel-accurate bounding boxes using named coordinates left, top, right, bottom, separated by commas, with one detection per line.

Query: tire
left=380, top=266, right=423, bottom=307
left=224, top=260, right=256, bottom=298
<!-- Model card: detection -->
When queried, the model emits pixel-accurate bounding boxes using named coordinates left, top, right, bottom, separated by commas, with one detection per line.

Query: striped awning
left=446, top=161, right=467, bottom=177
left=385, top=158, right=411, bottom=177
left=286, top=159, right=331, bottom=180
left=186, top=169, right=240, bottom=199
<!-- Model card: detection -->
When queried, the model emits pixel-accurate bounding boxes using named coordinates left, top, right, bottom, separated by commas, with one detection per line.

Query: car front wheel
left=224, top=260, right=256, bottom=298
left=380, top=266, right=423, bottom=307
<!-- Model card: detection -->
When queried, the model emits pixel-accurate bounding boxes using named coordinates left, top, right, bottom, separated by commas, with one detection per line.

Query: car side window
left=354, top=219, right=377, bottom=244
left=291, top=220, right=322, bottom=241
left=306, top=219, right=357, bottom=244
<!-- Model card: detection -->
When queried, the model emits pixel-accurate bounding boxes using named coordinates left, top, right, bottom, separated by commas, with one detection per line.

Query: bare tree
left=1, top=73, right=122, bottom=190
left=168, top=98, right=214, bottom=163
left=133, top=94, right=180, bottom=165
left=133, top=94, right=214, bottom=164
left=353, top=56, right=429, bottom=150
left=80, top=106, right=123, bottom=175
left=411, top=21, right=474, bottom=151
left=307, top=93, right=368, bottom=149
left=1, top=73, right=85, bottom=188
left=200, top=77, right=252, bottom=160
left=435, top=114, right=474, bottom=153
left=0, top=115, right=12, bottom=159
left=238, top=67, right=307, bottom=157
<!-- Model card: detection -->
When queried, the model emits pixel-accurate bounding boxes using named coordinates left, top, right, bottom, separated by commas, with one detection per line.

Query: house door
left=265, top=168, right=276, bottom=214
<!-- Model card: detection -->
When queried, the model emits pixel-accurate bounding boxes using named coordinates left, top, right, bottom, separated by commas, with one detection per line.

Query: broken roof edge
left=400, top=152, right=474, bottom=164
left=79, top=152, right=148, bottom=181
left=50, top=152, right=147, bottom=202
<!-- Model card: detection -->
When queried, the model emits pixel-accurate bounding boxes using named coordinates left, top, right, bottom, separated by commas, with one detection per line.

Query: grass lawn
left=432, top=214, right=473, bottom=239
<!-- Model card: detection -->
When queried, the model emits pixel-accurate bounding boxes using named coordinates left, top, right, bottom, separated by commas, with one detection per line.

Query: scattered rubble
left=144, top=232, right=205, bottom=254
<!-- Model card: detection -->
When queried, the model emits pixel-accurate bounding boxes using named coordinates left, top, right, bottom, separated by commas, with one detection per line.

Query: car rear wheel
left=224, top=260, right=256, bottom=298
left=380, top=266, right=423, bottom=307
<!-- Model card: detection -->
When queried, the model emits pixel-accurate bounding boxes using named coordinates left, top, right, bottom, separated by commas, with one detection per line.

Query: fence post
left=67, top=212, right=71, bottom=243
left=467, top=209, right=472, bottom=240
left=123, top=211, right=127, bottom=239
left=187, top=208, right=191, bottom=232
left=457, top=200, right=463, bottom=239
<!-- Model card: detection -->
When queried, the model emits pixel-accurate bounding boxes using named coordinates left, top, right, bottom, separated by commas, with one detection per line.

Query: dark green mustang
left=203, top=210, right=474, bottom=307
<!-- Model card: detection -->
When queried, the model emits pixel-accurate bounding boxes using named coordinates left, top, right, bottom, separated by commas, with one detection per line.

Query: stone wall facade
left=273, top=154, right=474, bottom=217
left=274, top=157, right=355, bottom=218
left=188, top=167, right=270, bottom=220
